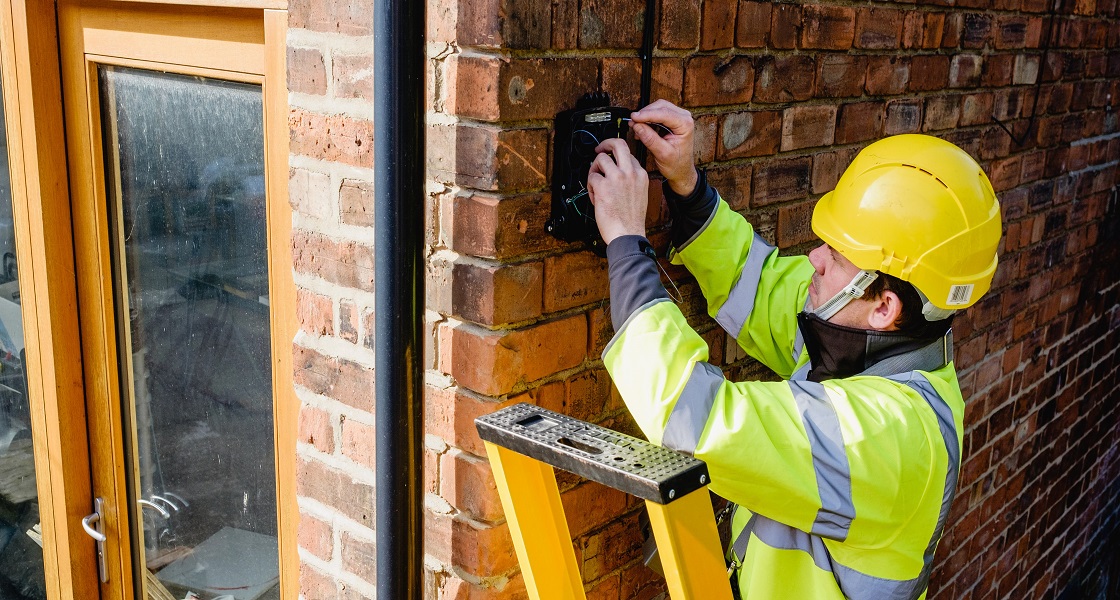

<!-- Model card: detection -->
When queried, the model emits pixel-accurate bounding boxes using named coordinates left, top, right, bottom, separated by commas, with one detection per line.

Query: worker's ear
left=866, top=290, right=903, bottom=331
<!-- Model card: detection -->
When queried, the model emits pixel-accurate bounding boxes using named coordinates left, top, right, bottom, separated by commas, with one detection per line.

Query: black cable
left=636, top=0, right=657, bottom=165
left=991, top=0, right=1061, bottom=146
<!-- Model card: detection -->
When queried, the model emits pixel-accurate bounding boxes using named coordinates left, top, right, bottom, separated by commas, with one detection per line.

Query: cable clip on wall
left=476, top=404, right=733, bottom=600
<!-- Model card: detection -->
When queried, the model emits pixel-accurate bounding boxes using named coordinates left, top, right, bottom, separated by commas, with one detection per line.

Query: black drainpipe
left=374, top=0, right=425, bottom=597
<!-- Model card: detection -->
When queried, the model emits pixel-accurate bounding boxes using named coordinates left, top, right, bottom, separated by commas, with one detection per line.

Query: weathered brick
left=288, top=46, right=327, bottom=95
left=855, top=8, right=903, bottom=49
left=950, top=54, right=984, bottom=88
left=430, top=124, right=549, bottom=193
left=292, top=229, right=376, bottom=292
left=294, top=344, right=377, bottom=412
left=683, top=55, right=754, bottom=106
left=296, top=457, right=375, bottom=527
left=909, top=55, right=950, bottom=92
left=770, top=3, right=801, bottom=49
left=297, top=287, right=334, bottom=337
left=836, top=101, right=885, bottom=145
left=885, top=99, right=923, bottom=135
left=778, top=200, right=816, bottom=248
left=781, top=105, right=837, bottom=151
left=816, top=54, right=867, bottom=98
left=289, top=109, right=374, bottom=169
left=543, top=251, right=609, bottom=312
left=332, top=52, right=374, bottom=101
left=866, top=56, right=910, bottom=95
left=718, top=110, right=782, bottom=160
left=811, top=147, right=858, bottom=194
left=453, top=260, right=543, bottom=325
left=602, top=57, right=684, bottom=108
left=451, top=193, right=561, bottom=259
left=298, top=404, right=335, bottom=454
left=707, top=163, right=753, bottom=211
left=441, top=450, right=505, bottom=522
left=579, top=0, right=647, bottom=49
left=297, top=512, right=333, bottom=561
left=735, top=1, right=770, bottom=48
left=660, top=0, right=701, bottom=48
left=339, top=178, right=374, bottom=227
left=752, top=157, right=812, bottom=206
left=961, top=13, right=992, bottom=48
left=448, top=315, right=588, bottom=396
left=341, top=531, right=377, bottom=585
left=448, top=55, right=599, bottom=121
left=700, top=0, right=737, bottom=50
left=924, top=96, right=962, bottom=132
left=801, top=4, right=856, bottom=50
left=340, top=418, right=375, bottom=470
left=290, top=0, right=373, bottom=35
left=961, top=93, right=995, bottom=127
left=754, top=55, right=816, bottom=103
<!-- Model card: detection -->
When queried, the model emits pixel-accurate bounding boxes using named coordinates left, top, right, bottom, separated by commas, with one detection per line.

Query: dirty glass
left=99, top=65, right=279, bottom=600
left=0, top=62, right=46, bottom=600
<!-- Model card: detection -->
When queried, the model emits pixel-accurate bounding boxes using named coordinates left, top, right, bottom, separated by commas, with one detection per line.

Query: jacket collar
left=796, top=312, right=954, bottom=382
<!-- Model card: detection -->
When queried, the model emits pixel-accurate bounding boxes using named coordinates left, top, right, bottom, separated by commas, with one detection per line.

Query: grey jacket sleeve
left=606, top=235, right=669, bottom=329
left=665, top=168, right=719, bottom=249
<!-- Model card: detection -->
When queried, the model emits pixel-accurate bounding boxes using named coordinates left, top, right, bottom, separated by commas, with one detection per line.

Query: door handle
left=81, top=497, right=109, bottom=583
left=138, top=498, right=171, bottom=519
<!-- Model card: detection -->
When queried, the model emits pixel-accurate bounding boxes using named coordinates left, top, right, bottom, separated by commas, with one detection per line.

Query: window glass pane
left=0, top=65, right=46, bottom=600
left=99, top=65, right=278, bottom=600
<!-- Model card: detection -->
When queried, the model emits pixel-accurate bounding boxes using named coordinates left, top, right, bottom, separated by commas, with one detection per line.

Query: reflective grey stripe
left=788, top=381, right=854, bottom=540
left=731, top=512, right=758, bottom=564
left=792, top=296, right=810, bottom=362
left=715, top=235, right=775, bottom=339
left=743, top=372, right=959, bottom=600
left=860, top=332, right=954, bottom=378
left=662, top=361, right=725, bottom=455
left=790, top=361, right=811, bottom=381
left=601, top=297, right=673, bottom=358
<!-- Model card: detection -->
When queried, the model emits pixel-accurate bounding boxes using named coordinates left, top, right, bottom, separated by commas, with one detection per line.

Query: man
left=587, top=100, right=1001, bottom=599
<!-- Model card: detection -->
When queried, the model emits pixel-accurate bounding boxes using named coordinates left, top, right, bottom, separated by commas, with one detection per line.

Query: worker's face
left=807, top=244, right=872, bottom=328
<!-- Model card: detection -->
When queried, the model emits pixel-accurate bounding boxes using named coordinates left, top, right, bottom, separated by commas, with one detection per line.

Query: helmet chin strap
left=812, top=270, right=879, bottom=322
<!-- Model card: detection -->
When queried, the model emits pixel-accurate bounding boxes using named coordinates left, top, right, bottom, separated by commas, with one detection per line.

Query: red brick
left=855, top=8, right=903, bottom=49
left=289, top=109, right=374, bottom=169
left=579, top=0, right=646, bottom=49
left=294, top=344, right=377, bottom=412
left=941, top=12, right=962, bottom=48
left=752, top=157, right=812, bottom=206
left=781, top=105, right=836, bottom=151
left=425, top=385, right=515, bottom=455
left=543, top=251, right=609, bottom=312
left=449, top=315, right=588, bottom=396
left=289, top=0, right=373, bottom=35
left=909, top=55, right=950, bottom=92
left=338, top=300, right=358, bottom=345
left=448, top=55, right=599, bottom=122
left=1013, top=54, right=1041, bottom=86
left=341, top=531, right=377, bottom=584
left=923, top=96, right=961, bottom=132
left=961, top=93, right=995, bottom=127
left=961, top=13, right=993, bottom=49
left=816, top=54, right=867, bottom=98
left=563, top=368, right=612, bottom=422
left=561, top=481, right=629, bottom=536
left=429, top=124, right=549, bottom=193
left=865, top=56, right=910, bottom=95
left=700, top=0, right=737, bottom=50
left=717, top=110, right=781, bottom=160
left=296, top=457, right=375, bottom=527
left=950, top=54, right=984, bottom=88
left=801, top=5, right=856, bottom=49
left=778, top=200, right=817, bottom=248
left=885, top=99, right=923, bottom=135
left=922, top=13, right=948, bottom=49
left=332, top=52, right=374, bottom=101
left=579, top=514, right=645, bottom=581
left=299, top=404, right=335, bottom=454
left=602, top=57, right=684, bottom=108
left=995, top=15, right=1043, bottom=49
left=288, top=46, right=327, bottom=95
left=811, top=147, right=858, bottom=194
left=338, top=178, right=374, bottom=227
left=299, top=563, right=338, bottom=600
left=735, top=1, right=770, bottom=48
left=770, top=3, right=801, bottom=49
left=297, top=512, right=333, bottom=561
left=902, top=12, right=925, bottom=49
left=836, top=101, right=885, bottom=145
left=706, top=163, right=753, bottom=211
left=442, top=450, right=505, bottom=522
left=297, top=288, right=334, bottom=337
left=681, top=52, right=751, bottom=102
left=426, top=514, right=519, bottom=577
left=496, top=0, right=553, bottom=49
left=692, top=113, right=720, bottom=164
left=660, top=0, right=701, bottom=48
left=292, top=229, right=375, bottom=292
left=341, top=418, right=376, bottom=470
left=453, top=260, right=543, bottom=325
left=451, top=193, right=562, bottom=260
left=754, top=55, right=816, bottom=103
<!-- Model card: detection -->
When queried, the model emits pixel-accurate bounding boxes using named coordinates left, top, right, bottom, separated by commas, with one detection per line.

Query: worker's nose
left=808, top=244, right=828, bottom=275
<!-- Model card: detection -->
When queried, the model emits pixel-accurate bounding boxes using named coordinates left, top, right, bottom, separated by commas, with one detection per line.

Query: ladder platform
left=475, top=403, right=709, bottom=505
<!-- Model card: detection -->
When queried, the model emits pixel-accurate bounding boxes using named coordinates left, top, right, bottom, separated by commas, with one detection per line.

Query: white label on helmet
left=946, top=284, right=974, bottom=306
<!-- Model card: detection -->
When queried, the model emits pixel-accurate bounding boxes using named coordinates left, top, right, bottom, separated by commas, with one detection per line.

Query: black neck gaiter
left=796, top=312, right=953, bottom=382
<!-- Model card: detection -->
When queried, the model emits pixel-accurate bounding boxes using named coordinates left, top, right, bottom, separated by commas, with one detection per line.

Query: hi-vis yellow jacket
left=602, top=199, right=964, bottom=600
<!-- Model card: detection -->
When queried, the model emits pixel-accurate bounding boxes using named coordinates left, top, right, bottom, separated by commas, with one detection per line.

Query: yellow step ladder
left=476, top=403, right=733, bottom=600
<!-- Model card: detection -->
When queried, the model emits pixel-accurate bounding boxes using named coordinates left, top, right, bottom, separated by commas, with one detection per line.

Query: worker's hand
left=587, top=138, right=649, bottom=246
left=630, top=100, right=698, bottom=197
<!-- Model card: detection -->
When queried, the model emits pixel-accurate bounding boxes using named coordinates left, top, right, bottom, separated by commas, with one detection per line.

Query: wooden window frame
left=0, top=0, right=296, bottom=597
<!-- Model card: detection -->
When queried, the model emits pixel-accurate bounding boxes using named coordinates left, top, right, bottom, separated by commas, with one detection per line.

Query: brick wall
left=286, top=2, right=380, bottom=598
left=288, top=0, right=1120, bottom=598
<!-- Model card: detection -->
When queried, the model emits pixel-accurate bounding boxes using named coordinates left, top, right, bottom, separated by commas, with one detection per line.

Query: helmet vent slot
left=902, top=164, right=950, bottom=189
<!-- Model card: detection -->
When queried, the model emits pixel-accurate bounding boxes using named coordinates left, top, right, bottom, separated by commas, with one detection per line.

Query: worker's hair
left=865, top=272, right=950, bottom=334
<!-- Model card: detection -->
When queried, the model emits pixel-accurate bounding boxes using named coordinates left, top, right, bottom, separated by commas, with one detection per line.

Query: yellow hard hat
left=812, top=134, right=1002, bottom=314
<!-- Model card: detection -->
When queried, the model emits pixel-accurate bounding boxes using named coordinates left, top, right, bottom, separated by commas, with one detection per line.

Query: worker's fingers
left=594, top=138, right=634, bottom=172
left=590, top=148, right=621, bottom=179
left=630, top=100, right=694, bottom=136
left=587, top=171, right=604, bottom=204
left=632, top=122, right=674, bottom=159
